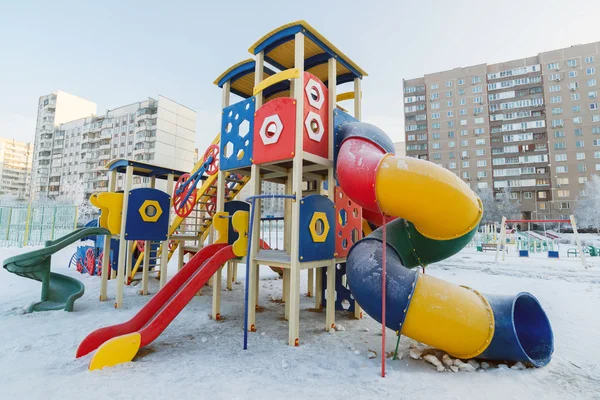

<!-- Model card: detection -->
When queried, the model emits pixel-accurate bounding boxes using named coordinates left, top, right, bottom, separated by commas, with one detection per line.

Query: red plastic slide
left=76, top=243, right=229, bottom=358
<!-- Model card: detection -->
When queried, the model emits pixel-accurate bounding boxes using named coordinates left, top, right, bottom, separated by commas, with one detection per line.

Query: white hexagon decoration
left=305, top=79, right=325, bottom=110
left=305, top=111, right=324, bottom=142
left=259, top=114, right=283, bottom=145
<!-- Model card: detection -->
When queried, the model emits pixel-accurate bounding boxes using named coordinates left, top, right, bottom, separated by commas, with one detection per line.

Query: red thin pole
left=381, top=215, right=387, bottom=378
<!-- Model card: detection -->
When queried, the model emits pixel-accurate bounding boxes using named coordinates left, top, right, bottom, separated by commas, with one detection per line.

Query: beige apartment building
left=0, top=138, right=33, bottom=200
left=404, top=41, right=600, bottom=220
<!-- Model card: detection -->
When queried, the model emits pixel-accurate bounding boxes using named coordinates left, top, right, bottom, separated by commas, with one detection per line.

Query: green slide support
left=3, top=227, right=110, bottom=312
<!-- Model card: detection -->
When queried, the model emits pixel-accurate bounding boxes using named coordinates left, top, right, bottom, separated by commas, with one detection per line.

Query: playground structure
left=495, top=216, right=586, bottom=267
left=4, top=21, right=554, bottom=374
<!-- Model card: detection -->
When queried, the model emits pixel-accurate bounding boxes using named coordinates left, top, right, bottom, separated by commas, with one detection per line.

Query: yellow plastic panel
left=88, top=333, right=141, bottom=371
left=402, top=274, right=494, bottom=359
left=96, top=192, right=124, bottom=234
left=375, top=155, right=482, bottom=240
left=213, top=212, right=229, bottom=244
left=362, top=219, right=372, bottom=236
left=309, top=212, right=330, bottom=243
left=253, top=68, right=299, bottom=96
left=231, top=211, right=249, bottom=257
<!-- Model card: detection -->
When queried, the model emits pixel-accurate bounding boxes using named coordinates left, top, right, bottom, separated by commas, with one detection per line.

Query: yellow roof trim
left=248, top=20, right=368, bottom=78
left=213, top=58, right=254, bottom=86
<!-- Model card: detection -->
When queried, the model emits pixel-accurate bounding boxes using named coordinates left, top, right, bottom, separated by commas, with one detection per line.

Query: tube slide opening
left=513, top=293, right=554, bottom=367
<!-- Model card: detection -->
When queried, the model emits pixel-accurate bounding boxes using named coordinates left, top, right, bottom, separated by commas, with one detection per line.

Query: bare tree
left=477, top=187, right=521, bottom=224
left=574, top=175, right=600, bottom=233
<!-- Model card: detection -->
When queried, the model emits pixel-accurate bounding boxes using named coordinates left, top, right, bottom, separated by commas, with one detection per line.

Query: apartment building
left=31, top=92, right=196, bottom=201
left=394, top=141, right=406, bottom=157
left=0, top=138, right=33, bottom=200
left=404, top=41, right=600, bottom=220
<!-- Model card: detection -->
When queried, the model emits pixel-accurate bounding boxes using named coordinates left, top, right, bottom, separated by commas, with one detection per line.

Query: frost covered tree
left=60, top=182, right=98, bottom=225
left=574, top=174, right=600, bottom=232
left=477, top=187, right=521, bottom=224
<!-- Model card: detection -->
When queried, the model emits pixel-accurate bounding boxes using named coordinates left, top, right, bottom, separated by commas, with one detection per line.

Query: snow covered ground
left=1, top=243, right=599, bottom=400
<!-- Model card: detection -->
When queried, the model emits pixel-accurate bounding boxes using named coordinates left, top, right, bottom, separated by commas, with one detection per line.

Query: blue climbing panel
left=220, top=97, right=255, bottom=171
left=321, top=262, right=356, bottom=313
left=298, top=194, right=334, bottom=262
left=124, top=188, right=170, bottom=241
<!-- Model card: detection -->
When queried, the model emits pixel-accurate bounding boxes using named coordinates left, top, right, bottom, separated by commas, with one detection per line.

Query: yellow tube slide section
left=375, top=155, right=483, bottom=240
left=402, top=274, right=495, bottom=359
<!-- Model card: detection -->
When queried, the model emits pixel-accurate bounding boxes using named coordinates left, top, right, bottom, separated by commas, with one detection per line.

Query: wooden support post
left=315, top=267, right=323, bottom=308
left=212, top=80, right=231, bottom=320
left=352, top=76, right=363, bottom=320
left=177, top=242, right=184, bottom=271
left=125, top=241, right=133, bottom=283
left=141, top=240, right=150, bottom=295
left=115, top=165, right=133, bottom=308
left=254, top=264, right=260, bottom=307
left=283, top=268, right=290, bottom=320
left=100, top=169, right=116, bottom=301
left=288, top=32, right=304, bottom=346
left=226, top=261, right=233, bottom=290
left=307, top=268, right=313, bottom=297
left=159, top=173, right=174, bottom=288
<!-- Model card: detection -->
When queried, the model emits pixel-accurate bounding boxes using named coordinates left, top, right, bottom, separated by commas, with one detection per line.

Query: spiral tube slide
left=335, top=120, right=553, bottom=367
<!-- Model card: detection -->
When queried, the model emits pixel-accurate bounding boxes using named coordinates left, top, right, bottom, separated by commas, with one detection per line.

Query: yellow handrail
left=253, top=68, right=299, bottom=96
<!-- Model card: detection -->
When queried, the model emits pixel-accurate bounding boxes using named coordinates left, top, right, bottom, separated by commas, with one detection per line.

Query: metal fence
left=0, top=203, right=78, bottom=247
left=260, top=217, right=284, bottom=250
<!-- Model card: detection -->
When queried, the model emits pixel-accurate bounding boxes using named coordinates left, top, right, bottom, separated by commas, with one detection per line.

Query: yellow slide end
left=89, top=333, right=141, bottom=371
left=375, top=155, right=482, bottom=240
left=402, top=274, right=495, bottom=359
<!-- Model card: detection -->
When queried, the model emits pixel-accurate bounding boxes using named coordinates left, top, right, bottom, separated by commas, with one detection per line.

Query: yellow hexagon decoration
left=309, top=212, right=330, bottom=243
left=139, top=200, right=163, bottom=223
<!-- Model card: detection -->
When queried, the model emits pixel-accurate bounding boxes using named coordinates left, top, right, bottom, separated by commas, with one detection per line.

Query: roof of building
left=248, top=20, right=367, bottom=82
left=105, top=159, right=189, bottom=180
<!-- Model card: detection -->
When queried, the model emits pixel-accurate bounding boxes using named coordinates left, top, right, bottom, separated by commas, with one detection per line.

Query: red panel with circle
left=252, top=97, right=297, bottom=165
left=335, top=186, right=362, bottom=258
left=302, top=72, right=329, bottom=159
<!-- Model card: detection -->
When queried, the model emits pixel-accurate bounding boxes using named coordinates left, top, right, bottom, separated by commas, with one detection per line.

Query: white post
left=351, top=75, right=362, bottom=320
left=115, top=165, right=133, bottom=309
left=570, top=215, right=586, bottom=268
left=212, top=80, right=230, bottom=320
left=159, top=173, right=174, bottom=288
left=141, top=240, right=150, bottom=295
left=495, top=216, right=506, bottom=263
left=288, top=32, right=304, bottom=346
left=100, top=169, right=116, bottom=301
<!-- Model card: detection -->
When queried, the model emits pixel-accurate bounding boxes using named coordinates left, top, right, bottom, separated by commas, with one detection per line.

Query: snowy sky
left=1, top=0, right=599, bottom=152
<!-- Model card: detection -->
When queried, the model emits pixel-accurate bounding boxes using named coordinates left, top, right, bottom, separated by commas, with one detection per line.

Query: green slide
left=3, top=227, right=110, bottom=312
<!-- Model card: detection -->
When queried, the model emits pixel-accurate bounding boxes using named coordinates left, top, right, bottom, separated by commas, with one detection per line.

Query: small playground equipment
left=495, top=216, right=585, bottom=266
left=3, top=227, right=109, bottom=312
left=73, top=21, right=554, bottom=373
left=69, top=220, right=117, bottom=276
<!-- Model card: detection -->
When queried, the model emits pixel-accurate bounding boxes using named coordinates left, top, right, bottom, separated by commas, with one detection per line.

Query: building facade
left=0, top=138, right=33, bottom=200
left=404, top=41, right=600, bottom=220
left=31, top=92, right=196, bottom=201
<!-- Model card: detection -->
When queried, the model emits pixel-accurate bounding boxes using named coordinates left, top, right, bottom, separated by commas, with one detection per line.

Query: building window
left=523, top=192, right=532, bottom=199
left=447, top=110, right=454, bottom=117
left=448, top=121, right=454, bottom=128
left=588, top=79, right=597, bottom=87
left=476, top=149, right=486, bottom=156
left=555, top=153, right=567, bottom=162
left=477, top=171, right=487, bottom=178
left=578, top=164, right=587, bottom=172
left=538, top=191, right=547, bottom=199
left=431, top=83, right=439, bottom=90
left=432, top=123, right=441, bottom=129
left=449, top=162, right=456, bottom=169
left=433, top=153, right=441, bottom=160
left=460, top=129, right=468, bottom=136
left=477, top=160, right=487, bottom=167
left=432, top=113, right=440, bottom=119
left=461, top=140, right=468, bottom=147
left=591, top=103, right=599, bottom=111
left=587, top=67, right=596, bottom=75
left=446, top=91, right=453, bottom=98
left=552, top=107, right=563, bottom=115
left=460, top=109, right=467, bottom=116
left=432, top=143, right=441, bottom=149
left=510, top=192, right=518, bottom=200
left=549, top=85, right=560, bottom=92
left=573, top=105, right=582, bottom=112
left=448, top=131, right=455, bottom=138
left=548, top=62, right=559, bottom=70
left=589, top=91, right=598, bottom=99
left=472, top=76, right=481, bottom=84
left=567, top=59, right=578, bottom=67
left=576, top=152, right=586, bottom=160
left=472, top=86, right=483, bottom=94
left=574, top=117, right=583, bottom=124
left=449, top=141, right=455, bottom=148
left=475, top=138, right=486, bottom=145
left=556, top=165, right=568, bottom=173
left=431, top=93, right=439, bottom=100
left=572, top=93, right=580, bottom=100
left=473, top=97, right=483, bottom=104
left=463, top=172, right=470, bottom=179
left=446, top=101, right=453, bottom=107
left=576, top=140, right=585, bottom=148
left=461, top=150, right=469, bottom=158
left=554, top=131, right=565, bottom=138
left=569, top=71, right=578, bottom=78
left=549, top=73, right=561, bottom=81
left=550, top=96, right=562, bottom=103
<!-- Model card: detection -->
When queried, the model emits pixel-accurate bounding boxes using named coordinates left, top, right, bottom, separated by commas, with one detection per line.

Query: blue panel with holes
left=321, top=262, right=356, bottom=313
left=220, top=97, right=255, bottom=171
left=299, top=194, right=334, bottom=262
